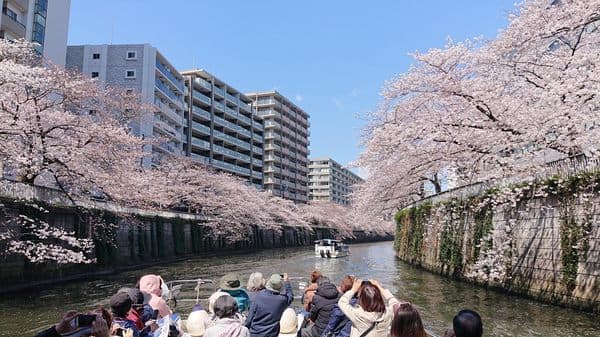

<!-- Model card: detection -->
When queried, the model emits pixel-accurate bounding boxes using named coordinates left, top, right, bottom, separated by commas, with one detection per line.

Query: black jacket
left=309, top=282, right=340, bottom=335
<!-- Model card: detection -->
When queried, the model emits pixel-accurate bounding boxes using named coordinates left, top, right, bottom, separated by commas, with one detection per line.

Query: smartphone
left=280, top=274, right=284, bottom=278
left=77, top=314, right=96, bottom=326
left=152, top=309, right=159, bottom=320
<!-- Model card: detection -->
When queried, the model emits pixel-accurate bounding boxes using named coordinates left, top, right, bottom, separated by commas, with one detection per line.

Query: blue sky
left=68, top=0, right=516, bottom=169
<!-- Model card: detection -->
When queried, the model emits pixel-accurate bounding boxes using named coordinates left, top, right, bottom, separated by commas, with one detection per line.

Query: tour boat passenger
left=299, top=277, right=340, bottom=337
left=278, top=308, right=301, bottom=337
left=302, top=270, right=323, bottom=311
left=205, top=294, right=251, bottom=337
left=390, top=302, right=428, bottom=337
left=218, top=272, right=251, bottom=312
left=138, top=274, right=172, bottom=318
left=443, top=309, right=483, bottom=337
left=246, top=272, right=266, bottom=303
left=321, top=275, right=357, bottom=337
left=245, top=273, right=294, bottom=337
left=338, top=279, right=399, bottom=337
left=110, top=291, right=141, bottom=337
left=183, top=305, right=209, bottom=337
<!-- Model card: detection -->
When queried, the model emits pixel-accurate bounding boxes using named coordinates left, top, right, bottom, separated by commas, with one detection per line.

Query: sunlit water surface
left=0, top=241, right=597, bottom=337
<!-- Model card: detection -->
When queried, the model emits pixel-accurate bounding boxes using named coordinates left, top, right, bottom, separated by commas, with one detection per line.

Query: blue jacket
left=244, top=283, right=293, bottom=337
left=221, top=288, right=251, bottom=312
left=320, top=297, right=358, bottom=337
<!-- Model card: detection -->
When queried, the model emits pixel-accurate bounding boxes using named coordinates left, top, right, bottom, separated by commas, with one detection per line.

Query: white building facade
left=309, top=157, right=364, bottom=206
left=66, top=44, right=186, bottom=162
left=0, top=0, right=70, bottom=66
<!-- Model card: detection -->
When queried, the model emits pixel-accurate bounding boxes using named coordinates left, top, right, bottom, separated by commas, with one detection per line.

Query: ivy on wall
left=395, top=169, right=599, bottom=292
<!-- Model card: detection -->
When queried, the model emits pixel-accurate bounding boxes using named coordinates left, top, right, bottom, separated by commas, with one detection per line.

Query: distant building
left=66, top=44, right=186, bottom=163
left=182, top=69, right=264, bottom=189
left=247, top=91, right=310, bottom=202
left=309, top=157, right=364, bottom=206
left=0, top=0, right=71, bottom=66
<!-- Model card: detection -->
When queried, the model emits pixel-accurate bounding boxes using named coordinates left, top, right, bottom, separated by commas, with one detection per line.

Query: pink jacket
left=139, top=274, right=171, bottom=318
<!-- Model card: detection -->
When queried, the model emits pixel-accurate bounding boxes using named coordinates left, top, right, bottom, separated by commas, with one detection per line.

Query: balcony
left=252, top=171, right=263, bottom=179
left=155, top=100, right=183, bottom=125
left=192, top=106, right=211, bottom=121
left=154, top=120, right=180, bottom=140
left=264, top=120, right=280, bottom=129
left=252, top=120, right=264, bottom=131
left=194, top=77, right=211, bottom=91
left=264, top=155, right=276, bottom=162
left=1, top=9, right=25, bottom=38
left=192, top=90, right=211, bottom=106
left=264, top=177, right=281, bottom=185
left=253, top=134, right=264, bottom=143
left=155, top=79, right=182, bottom=106
left=190, top=153, right=209, bottom=164
left=225, top=92, right=238, bottom=104
left=264, top=165, right=281, bottom=174
left=191, top=120, right=211, bottom=135
left=213, top=144, right=251, bottom=162
left=214, top=86, right=225, bottom=97
left=253, top=160, right=263, bottom=168
left=212, top=159, right=251, bottom=176
left=157, top=142, right=177, bottom=154
left=239, top=103, right=251, bottom=113
left=214, top=116, right=251, bottom=138
left=252, top=145, right=263, bottom=155
left=191, top=137, right=210, bottom=150
left=156, top=61, right=184, bottom=92
left=256, top=98, right=277, bottom=105
left=265, top=143, right=281, bottom=152
left=213, top=130, right=252, bottom=150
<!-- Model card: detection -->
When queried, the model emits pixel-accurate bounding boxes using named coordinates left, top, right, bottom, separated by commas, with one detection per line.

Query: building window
left=92, top=53, right=100, bottom=59
left=91, top=72, right=99, bottom=78
left=126, top=51, right=137, bottom=60
left=125, top=70, right=136, bottom=79
left=31, top=0, right=48, bottom=54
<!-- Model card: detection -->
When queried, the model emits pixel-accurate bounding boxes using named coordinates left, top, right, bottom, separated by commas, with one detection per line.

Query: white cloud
left=295, top=94, right=303, bottom=102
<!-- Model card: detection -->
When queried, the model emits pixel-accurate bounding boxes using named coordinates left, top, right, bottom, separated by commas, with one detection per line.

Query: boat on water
left=315, top=239, right=350, bottom=258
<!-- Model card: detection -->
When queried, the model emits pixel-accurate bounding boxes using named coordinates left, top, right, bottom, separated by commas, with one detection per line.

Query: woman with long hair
left=338, top=278, right=399, bottom=337
left=390, top=303, right=428, bottom=337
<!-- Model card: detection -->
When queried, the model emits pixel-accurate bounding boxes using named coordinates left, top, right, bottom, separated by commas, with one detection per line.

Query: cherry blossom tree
left=354, top=0, right=600, bottom=228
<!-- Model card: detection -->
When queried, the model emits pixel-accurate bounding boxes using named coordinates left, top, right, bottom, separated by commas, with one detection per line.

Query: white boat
left=315, top=239, right=350, bottom=258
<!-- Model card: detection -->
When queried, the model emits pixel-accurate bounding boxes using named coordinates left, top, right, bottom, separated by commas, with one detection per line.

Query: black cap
left=110, top=292, right=132, bottom=317
left=118, top=287, right=150, bottom=307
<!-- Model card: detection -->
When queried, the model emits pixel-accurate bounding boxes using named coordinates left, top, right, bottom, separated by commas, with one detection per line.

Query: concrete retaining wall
left=395, top=192, right=599, bottom=313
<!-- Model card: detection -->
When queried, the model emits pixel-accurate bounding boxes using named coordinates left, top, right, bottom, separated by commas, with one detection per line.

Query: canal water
left=0, top=241, right=598, bottom=337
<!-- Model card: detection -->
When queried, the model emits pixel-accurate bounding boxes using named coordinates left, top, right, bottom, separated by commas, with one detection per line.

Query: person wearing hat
left=244, top=273, right=293, bottom=337
left=218, top=273, right=251, bottom=313
left=278, top=308, right=299, bottom=337
left=110, top=292, right=141, bottom=337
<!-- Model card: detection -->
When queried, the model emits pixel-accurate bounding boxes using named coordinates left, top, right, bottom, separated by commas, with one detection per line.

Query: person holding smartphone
left=245, top=273, right=293, bottom=337
left=35, top=310, right=110, bottom=337
left=110, top=292, right=141, bottom=337
left=338, top=279, right=399, bottom=337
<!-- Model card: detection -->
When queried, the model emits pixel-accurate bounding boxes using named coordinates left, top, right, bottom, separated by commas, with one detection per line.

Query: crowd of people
left=35, top=271, right=483, bottom=337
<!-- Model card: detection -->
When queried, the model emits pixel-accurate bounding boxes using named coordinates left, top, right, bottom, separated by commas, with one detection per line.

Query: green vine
left=560, top=201, right=593, bottom=292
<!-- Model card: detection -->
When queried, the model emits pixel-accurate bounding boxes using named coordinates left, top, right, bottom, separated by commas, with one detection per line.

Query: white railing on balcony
left=155, top=100, right=183, bottom=125
left=191, top=121, right=211, bottom=135
left=192, top=90, right=211, bottom=105
left=194, top=77, right=211, bottom=90
left=212, top=159, right=251, bottom=175
left=192, top=106, right=211, bottom=120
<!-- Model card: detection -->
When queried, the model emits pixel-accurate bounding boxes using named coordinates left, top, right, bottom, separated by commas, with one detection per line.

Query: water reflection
left=0, top=242, right=597, bottom=337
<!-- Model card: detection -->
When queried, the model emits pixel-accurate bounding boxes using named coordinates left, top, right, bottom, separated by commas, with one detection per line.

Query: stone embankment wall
left=0, top=182, right=389, bottom=292
left=395, top=175, right=600, bottom=313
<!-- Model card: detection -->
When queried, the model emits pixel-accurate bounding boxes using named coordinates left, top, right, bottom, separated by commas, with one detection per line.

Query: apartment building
left=66, top=44, right=186, bottom=162
left=182, top=70, right=264, bottom=188
left=309, top=158, right=364, bottom=206
left=0, top=0, right=70, bottom=65
left=246, top=91, right=310, bottom=202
